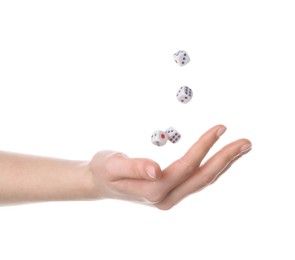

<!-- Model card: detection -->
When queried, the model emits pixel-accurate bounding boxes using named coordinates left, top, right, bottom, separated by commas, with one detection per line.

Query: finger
left=198, top=139, right=252, bottom=185
left=159, top=125, right=227, bottom=189
left=155, top=139, right=252, bottom=210
left=179, top=124, right=227, bottom=170
left=106, top=154, right=162, bottom=181
left=210, top=145, right=252, bottom=184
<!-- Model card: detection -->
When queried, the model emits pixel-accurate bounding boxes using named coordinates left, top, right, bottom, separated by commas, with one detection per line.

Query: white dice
left=151, top=130, right=168, bottom=146
left=176, top=86, right=193, bottom=104
left=151, top=50, right=191, bottom=147
left=151, top=128, right=181, bottom=146
left=173, top=50, right=190, bottom=66
left=166, top=127, right=181, bottom=143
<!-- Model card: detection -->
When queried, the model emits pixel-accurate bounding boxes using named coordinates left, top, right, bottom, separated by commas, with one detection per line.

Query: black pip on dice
left=176, top=86, right=193, bottom=104
left=151, top=127, right=181, bottom=146
left=173, top=50, right=190, bottom=66
left=151, top=50, right=192, bottom=146
left=166, top=127, right=181, bottom=143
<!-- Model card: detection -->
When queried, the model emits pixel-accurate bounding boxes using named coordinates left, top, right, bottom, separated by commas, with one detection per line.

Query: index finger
left=159, top=124, right=227, bottom=188
left=179, top=124, right=227, bottom=170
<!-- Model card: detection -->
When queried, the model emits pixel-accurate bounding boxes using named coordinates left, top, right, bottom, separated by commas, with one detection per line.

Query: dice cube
left=151, top=130, right=168, bottom=146
left=166, top=127, right=181, bottom=144
left=176, top=86, right=193, bottom=104
left=173, top=50, right=190, bottom=66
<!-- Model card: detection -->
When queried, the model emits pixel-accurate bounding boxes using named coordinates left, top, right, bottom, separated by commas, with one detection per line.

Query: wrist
left=78, top=161, right=102, bottom=200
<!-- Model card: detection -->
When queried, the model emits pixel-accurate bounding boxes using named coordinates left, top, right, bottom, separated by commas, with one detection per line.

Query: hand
left=89, top=125, right=252, bottom=210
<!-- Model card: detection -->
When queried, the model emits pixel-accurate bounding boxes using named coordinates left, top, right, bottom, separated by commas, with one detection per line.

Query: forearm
left=0, top=151, right=98, bottom=205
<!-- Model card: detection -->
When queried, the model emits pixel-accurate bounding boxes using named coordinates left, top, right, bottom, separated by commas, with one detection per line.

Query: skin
left=0, top=125, right=252, bottom=209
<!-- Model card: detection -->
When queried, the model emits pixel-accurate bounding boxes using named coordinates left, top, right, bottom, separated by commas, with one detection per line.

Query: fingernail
left=240, top=144, right=252, bottom=152
left=146, top=166, right=156, bottom=179
left=216, top=126, right=227, bottom=137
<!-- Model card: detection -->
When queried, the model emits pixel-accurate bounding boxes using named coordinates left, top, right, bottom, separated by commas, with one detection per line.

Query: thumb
left=107, top=154, right=162, bottom=181
left=141, top=160, right=162, bottom=180
left=125, top=158, right=162, bottom=180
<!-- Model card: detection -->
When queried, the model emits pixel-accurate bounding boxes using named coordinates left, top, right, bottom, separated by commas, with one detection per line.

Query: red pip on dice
left=151, top=50, right=193, bottom=147
left=151, top=127, right=181, bottom=146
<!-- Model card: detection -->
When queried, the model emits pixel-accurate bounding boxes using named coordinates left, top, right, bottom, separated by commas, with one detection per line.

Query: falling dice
left=166, top=127, right=181, bottom=144
left=151, top=130, right=168, bottom=146
left=173, top=50, right=190, bottom=66
left=176, top=86, right=193, bottom=104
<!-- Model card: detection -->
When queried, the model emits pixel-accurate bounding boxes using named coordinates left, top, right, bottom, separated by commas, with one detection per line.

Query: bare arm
left=0, top=151, right=97, bottom=205
left=0, top=125, right=252, bottom=209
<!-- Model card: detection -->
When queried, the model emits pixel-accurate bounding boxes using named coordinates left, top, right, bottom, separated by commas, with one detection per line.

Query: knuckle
left=144, top=190, right=166, bottom=204
left=202, top=174, right=216, bottom=186
left=156, top=197, right=183, bottom=211
left=224, top=152, right=237, bottom=162
left=198, top=140, right=213, bottom=154
left=177, top=157, right=195, bottom=173
left=156, top=203, right=174, bottom=211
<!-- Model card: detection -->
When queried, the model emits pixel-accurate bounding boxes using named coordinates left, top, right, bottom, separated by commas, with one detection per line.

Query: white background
left=0, top=0, right=294, bottom=259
